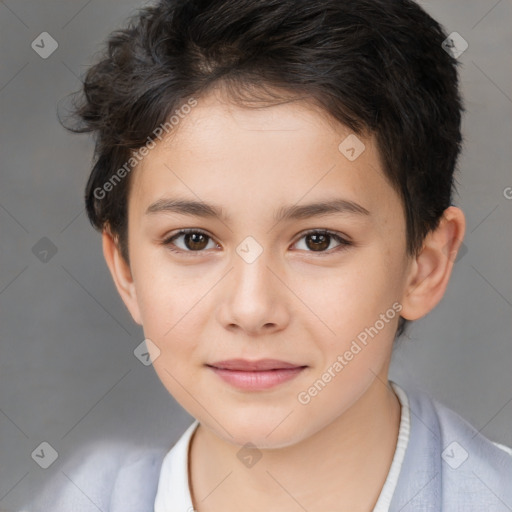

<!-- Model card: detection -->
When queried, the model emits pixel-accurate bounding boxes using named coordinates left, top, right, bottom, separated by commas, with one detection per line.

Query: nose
left=216, top=249, right=290, bottom=336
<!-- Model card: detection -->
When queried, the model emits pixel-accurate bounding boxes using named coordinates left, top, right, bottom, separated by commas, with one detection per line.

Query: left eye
left=162, top=229, right=351, bottom=254
left=293, top=230, right=351, bottom=253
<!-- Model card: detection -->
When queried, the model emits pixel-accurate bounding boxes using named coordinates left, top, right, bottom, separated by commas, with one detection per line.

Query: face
left=112, top=87, right=415, bottom=448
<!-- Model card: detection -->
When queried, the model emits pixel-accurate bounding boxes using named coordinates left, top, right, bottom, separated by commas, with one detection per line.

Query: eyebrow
left=145, top=197, right=370, bottom=223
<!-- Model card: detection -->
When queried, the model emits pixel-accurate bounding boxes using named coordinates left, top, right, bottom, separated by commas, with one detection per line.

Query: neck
left=189, top=374, right=401, bottom=512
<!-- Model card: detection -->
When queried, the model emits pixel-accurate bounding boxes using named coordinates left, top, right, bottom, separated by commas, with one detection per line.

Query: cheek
left=137, top=282, right=202, bottom=352
left=139, top=286, right=205, bottom=409
left=132, top=250, right=207, bottom=333
left=132, top=282, right=205, bottom=401
left=295, top=255, right=401, bottom=359
left=292, top=258, right=388, bottom=325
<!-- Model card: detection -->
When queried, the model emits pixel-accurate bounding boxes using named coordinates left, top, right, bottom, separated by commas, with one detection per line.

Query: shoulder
left=21, top=440, right=168, bottom=512
left=405, top=383, right=512, bottom=509
left=430, top=391, right=512, bottom=463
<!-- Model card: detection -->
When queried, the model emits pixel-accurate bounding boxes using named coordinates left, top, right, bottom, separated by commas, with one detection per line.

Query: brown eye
left=183, top=232, right=209, bottom=250
left=163, top=229, right=218, bottom=253
left=294, top=230, right=352, bottom=253
left=305, top=233, right=330, bottom=251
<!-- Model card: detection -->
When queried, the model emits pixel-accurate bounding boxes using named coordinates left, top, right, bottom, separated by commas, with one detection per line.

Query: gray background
left=1, top=0, right=511, bottom=509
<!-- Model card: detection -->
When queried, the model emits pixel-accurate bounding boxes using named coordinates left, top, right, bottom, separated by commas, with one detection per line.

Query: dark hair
left=63, top=0, right=464, bottom=340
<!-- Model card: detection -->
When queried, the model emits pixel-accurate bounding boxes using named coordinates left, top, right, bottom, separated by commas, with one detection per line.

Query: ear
left=102, top=228, right=143, bottom=325
left=400, top=206, right=466, bottom=321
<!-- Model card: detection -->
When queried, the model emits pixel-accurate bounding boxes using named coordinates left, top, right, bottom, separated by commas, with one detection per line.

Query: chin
left=215, top=415, right=308, bottom=450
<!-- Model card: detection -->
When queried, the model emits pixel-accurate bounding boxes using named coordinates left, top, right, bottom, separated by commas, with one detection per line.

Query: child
left=27, top=0, right=512, bottom=510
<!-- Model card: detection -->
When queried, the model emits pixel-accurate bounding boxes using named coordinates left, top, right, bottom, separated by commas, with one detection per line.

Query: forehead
left=129, top=88, right=403, bottom=231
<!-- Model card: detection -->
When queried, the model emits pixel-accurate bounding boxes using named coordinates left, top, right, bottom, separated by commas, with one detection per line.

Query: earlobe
left=101, top=229, right=143, bottom=325
left=400, top=206, right=466, bottom=321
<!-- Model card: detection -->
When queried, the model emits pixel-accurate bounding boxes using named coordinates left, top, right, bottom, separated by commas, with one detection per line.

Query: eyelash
left=162, top=228, right=352, bottom=256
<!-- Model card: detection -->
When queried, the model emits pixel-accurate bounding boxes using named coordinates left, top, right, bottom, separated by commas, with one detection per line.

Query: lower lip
left=208, top=366, right=306, bottom=390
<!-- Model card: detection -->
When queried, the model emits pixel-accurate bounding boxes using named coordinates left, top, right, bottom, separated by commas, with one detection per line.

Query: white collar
left=154, top=380, right=410, bottom=512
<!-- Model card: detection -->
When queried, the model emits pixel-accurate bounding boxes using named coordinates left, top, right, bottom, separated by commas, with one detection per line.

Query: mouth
left=205, top=359, right=308, bottom=391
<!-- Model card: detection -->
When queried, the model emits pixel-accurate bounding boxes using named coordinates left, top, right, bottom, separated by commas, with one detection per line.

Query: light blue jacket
left=22, top=383, right=512, bottom=511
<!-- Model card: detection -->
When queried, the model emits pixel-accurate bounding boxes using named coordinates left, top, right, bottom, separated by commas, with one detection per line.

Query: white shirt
left=154, top=381, right=411, bottom=512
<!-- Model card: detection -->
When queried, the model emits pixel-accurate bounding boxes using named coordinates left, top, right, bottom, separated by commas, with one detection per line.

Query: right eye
left=162, top=229, right=220, bottom=254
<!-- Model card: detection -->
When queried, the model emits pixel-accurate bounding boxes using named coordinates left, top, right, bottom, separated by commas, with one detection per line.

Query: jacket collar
left=389, top=382, right=442, bottom=511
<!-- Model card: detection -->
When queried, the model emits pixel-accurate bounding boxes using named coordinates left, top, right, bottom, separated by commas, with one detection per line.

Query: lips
left=206, top=359, right=307, bottom=391
left=208, top=358, right=304, bottom=371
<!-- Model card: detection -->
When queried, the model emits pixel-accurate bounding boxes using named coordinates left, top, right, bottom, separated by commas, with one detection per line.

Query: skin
left=102, top=84, right=466, bottom=511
